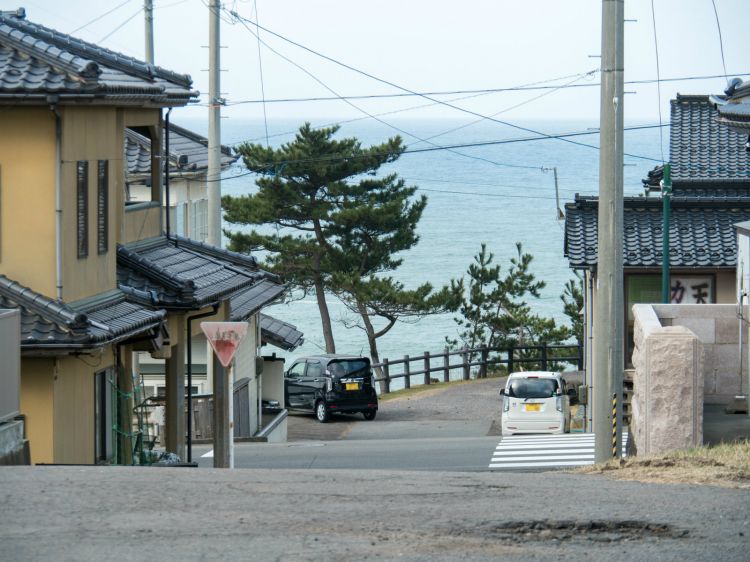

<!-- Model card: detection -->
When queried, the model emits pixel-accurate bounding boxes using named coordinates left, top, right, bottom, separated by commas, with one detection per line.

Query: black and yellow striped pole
left=612, top=393, right=618, bottom=457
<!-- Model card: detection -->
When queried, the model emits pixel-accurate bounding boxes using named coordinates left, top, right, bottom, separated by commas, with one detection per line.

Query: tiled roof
left=117, top=235, right=284, bottom=311
left=564, top=195, right=750, bottom=269
left=230, top=281, right=286, bottom=321
left=0, top=8, right=196, bottom=106
left=0, top=276, right=166, bottom=353
left=670, top=95, right=750, bottom=184
left=125, top=124, right=237, bottom=176
left=712, top=79, right=750, bottom=134
left=260, top=314, right=304, bottom=351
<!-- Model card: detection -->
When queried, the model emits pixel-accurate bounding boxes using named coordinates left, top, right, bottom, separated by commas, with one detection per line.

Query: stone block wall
left=652, top=305, right=747, bottom=404
left=632, top=305, right=703, bottom=454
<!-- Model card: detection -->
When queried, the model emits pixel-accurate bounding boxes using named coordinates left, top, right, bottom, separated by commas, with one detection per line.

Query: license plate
left=345, top=382, right=360, bottom=391
left=524, top=403, right=541, bottom=412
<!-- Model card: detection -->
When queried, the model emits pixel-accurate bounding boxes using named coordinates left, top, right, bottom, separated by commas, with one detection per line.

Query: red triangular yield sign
left=201, top=322, right=249, bottom=367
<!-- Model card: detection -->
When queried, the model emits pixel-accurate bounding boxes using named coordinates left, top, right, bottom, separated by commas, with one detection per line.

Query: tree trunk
left=358, top=302, right=385, bottom=393
left=314, top=276, right=336, bottom=353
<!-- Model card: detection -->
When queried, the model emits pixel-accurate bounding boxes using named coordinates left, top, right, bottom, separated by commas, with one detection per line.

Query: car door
left=284, top=361, right=308, bottom=408
left=300, top=361, right=324, bottom=409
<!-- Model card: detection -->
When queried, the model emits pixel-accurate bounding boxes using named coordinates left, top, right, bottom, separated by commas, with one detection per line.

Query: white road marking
left=489, top=432, right=628, bottom=470
left=201, top=449, right=214, bottom=458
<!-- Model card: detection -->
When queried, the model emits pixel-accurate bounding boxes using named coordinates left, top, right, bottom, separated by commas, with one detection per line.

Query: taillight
left=503, top=396, right=510, bottom=412
left=326, top=378, right=333, bottom=392
left=556, top=396, right=563, bottom=412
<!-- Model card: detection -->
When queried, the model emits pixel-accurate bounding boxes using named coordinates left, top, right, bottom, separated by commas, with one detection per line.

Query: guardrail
left=372, top=343, right=582, bottom=393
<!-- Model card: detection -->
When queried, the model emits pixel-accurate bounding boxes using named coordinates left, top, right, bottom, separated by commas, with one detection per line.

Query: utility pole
left=207, top=0, right=222, bottom=246
left=144, top=0, right=154, bottom=65
left=593, top=0, right=624, bottom=463
left=661, top=163, right=672, bottom=303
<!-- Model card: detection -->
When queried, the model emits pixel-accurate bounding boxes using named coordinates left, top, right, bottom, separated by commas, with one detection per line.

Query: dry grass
left=578, top=440, right=750, bottom=489
left=378, top=376, right=501, bottom=402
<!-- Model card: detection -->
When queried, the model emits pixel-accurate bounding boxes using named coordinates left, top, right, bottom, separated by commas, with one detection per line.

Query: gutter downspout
left=186, top=303, right=219, bottom=462
left=164, top=108, right=172, bottom=240
left=50, top=98, right=62, bottom=300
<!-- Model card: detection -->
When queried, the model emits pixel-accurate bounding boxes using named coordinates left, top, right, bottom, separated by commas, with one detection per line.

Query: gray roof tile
left=0, top=9, right=196, bottom=105
left=670, top=95, right=750, bottom=184
left=118, top=235, right=284, bottom=311
left=0, top=276, right=166, bottom=352
left=564, top=195, right=750, bottom=269
left=260, top=313, right=304, bottom=351
left=125, top=124, right=237, bottom=176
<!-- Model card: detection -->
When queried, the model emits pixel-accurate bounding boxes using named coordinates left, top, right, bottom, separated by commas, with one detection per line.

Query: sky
left=17, top=0, right=750, bottom=124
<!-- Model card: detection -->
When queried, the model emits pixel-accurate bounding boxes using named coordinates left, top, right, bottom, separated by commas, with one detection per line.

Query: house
left=0, top=8, right=285, bottom=465
left=564, top=94, right=750, bottom=374
left=125, top=123, right=238, bottom=241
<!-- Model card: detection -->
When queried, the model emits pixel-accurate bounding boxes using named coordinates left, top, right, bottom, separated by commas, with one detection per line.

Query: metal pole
left=144, top=0, right=154, bottom=65
left=164, top=108, right=172, bottom=238
left=228, top=363, right=234, bottom=469
left=593, top=0, right=624, bottom=463
left=212, top=353, right=230, bottom=468
left=207, top=0, right=222, bottom=246
left=661, top=163, right=672, bottom=303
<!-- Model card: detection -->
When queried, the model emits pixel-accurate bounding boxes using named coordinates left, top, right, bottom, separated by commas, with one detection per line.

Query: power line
left=221, top=72, right=750, bottom=106
left=710, top=0, right=729, bottom=83
left=252, top=0, right=270, bottom=146
left=69, top=0, right=133, bottom=34
left=650, top=0, right=665, bottom=162
left=209, top=123, right=669, bottom=184
left=224, top=70, right=601, bottom=146
left=228, top=12, right=545, bottom=172
left=99, top=6, right=142, bottom=42
left=225, top=8, right=662, bottom=162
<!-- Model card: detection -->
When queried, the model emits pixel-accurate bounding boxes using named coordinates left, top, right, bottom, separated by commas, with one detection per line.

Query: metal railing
left=372, top=343, right=583, bottom=394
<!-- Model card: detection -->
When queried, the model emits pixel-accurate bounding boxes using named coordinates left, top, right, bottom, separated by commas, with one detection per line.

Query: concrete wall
left=0, top=309, right=20, bottom=422
left=631, top=304, right=704, bottom=454
left=652, top=304, right=747, bottom=404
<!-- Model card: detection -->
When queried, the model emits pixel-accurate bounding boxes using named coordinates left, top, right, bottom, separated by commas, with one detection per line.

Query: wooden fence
left=372, top=344, right=583, bottom=394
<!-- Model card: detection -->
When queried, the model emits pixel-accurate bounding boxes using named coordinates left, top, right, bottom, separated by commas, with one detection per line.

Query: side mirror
left=499, top=388, right=505, bottom=396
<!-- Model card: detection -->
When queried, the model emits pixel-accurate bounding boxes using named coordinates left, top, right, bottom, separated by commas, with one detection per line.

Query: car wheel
left=315, top=400, right=330, bottom=423
left=363, top=410, right=376, bottom=421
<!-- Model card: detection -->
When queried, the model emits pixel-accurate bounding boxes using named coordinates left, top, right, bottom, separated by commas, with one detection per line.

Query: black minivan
left=284, top=354, right=378, bottom=422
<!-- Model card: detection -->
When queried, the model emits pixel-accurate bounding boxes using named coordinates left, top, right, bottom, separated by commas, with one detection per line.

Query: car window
left=306, top=362, right=323, bottom=378
left=287, top=362, right=306, bottom=378
left=330, top=359, right=369, bottom=377
left=507, top=377, right=559, bottom=399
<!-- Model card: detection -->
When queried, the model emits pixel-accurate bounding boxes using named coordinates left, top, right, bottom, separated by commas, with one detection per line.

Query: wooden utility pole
left=144, top=0, right=154, bottom=64
left=207, top=0, right=222, bottom=246
left=593, top=0, right=624, bottom=463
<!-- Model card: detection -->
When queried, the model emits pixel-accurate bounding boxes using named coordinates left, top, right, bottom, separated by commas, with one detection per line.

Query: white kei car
left=500, top=371, right=575, bottom=436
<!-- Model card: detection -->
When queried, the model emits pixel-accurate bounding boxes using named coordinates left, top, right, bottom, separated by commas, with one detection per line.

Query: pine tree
left=222, top=123, right=417, bottom=353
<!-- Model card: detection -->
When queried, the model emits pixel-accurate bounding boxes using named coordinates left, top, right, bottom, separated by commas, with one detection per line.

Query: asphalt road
left=1, top=465, right=748, bottom=561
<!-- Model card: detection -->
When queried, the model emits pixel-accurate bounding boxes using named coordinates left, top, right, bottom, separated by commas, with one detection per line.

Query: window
left=94, top=369, right=113, bottom=463
left=97, top=160, right=108, bottom=254
left=306, top=362, right=323, bottom=378
left=286, top=362, right=306, bottom=378
left=76, top=161, right=88, bottom=258
left=507, top=377, right=559, bottom=399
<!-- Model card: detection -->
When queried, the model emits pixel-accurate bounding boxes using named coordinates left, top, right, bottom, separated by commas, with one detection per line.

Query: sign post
left=201, top=321, right=248, bottom=468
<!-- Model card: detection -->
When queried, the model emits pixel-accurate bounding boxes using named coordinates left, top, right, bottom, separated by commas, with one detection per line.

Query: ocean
left=177, top=116, right=663, bottom=378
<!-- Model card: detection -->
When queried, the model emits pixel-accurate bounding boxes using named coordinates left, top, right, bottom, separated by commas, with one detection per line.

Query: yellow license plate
left=524, top=403, right=541, bottom=412
left=345, top=382, right=360, bottom=391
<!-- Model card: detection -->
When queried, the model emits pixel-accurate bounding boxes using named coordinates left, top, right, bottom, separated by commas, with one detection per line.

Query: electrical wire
left=207, top=122, right=669, bottom=184
left=225, top=70, right=601, bottom=146
left=225, top=8, right=662, bottom=163
left=650, top=0, right=666, bottom=163
left=228, top=12, right=545, bottom=172
left=69, top=0, right=133, bottom=34
left=222, top=72, right=750, bottom=106
left=710, top=0, right=729, bottom=83
left=253, top=0, right=270, bottom=147
left=99, top=6, right=142, bottom=43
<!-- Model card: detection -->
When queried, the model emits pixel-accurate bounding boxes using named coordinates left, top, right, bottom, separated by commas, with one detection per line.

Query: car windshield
left=507, top=377, right=559, bottom=399
left=329, top=359, right=369, bottom=378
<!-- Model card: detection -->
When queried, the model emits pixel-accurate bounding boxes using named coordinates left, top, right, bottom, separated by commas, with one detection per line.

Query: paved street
left=1, top=465, right=748, bottom=562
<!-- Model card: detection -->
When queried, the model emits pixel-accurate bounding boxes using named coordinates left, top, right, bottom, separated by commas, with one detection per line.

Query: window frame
left=96, top=160, right=108, bottom=255
left=76, top=160, right=89, bottom=258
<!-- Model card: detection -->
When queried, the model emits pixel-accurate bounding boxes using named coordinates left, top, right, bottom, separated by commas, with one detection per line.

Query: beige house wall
left=53, top=350, right=114, bottom=464
left=0, top=108, right=57, bottom=296
left=19, top=359, right=55, bottom=465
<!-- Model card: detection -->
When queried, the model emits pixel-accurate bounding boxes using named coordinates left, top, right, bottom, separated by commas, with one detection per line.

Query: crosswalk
left=489, top=432, right=628, bottom=470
